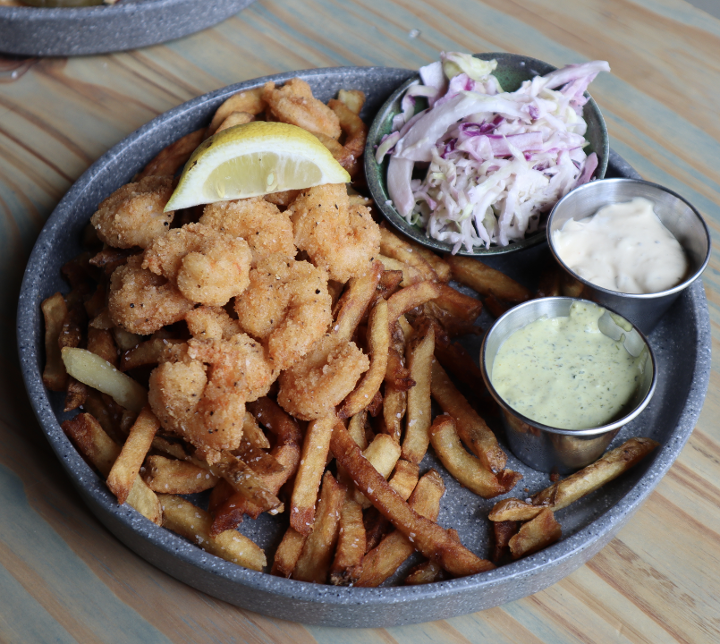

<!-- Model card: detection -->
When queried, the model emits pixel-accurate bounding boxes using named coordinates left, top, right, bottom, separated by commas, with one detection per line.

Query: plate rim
left=16, top=64, right=713, bottom=627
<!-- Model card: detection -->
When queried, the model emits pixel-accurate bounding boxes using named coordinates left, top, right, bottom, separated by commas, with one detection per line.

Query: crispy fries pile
left=41, top=78, right=660, bottom=588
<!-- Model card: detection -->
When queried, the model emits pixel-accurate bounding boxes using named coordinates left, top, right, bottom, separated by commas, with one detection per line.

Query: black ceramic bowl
left=364, top=52, right=609, bottom=256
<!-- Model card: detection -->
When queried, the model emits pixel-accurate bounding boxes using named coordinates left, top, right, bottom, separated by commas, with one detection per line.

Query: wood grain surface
left=1, top=0, right=719, bottom=642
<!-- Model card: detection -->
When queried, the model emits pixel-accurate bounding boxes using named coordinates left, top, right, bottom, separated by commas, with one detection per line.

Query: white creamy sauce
left=491, top=302, right=644, bottom=430
left=552, top=197, right=688, bottom=294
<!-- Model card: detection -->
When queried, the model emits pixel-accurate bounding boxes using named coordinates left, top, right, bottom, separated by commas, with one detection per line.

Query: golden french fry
left=209, top=453, right=282, bottom=515
left=356, top=469, right=445, bottom=587
left=207, top=87, right=266, bottom=135
left=215, top=111, right=255, bottom=134
left=293, top=471, right=345, bottom=583
left=290, top=415, right=336, bottom=535
left=136, top=128, right=205, bottom=180
left=404, top=559, right=444, bottom=585
left=402, top=324, right=435, bottom=464
left=377, top=269, right=404, bottom=300
left=432, top=284, right=483, bottom=322
left=330, top=498, right=366, bottom=586
left=380, top=228, right=437, bottom=281
left=491, top=520, right=519, bottom=564
left=388, top=459, right=420, bottom=501
left=430, top=415, right=521, bottom=498
left=340, top=299, right=390, bottom=419
left=353, top=433, right=402, bottom=508
left=87, top=327, right=118, bottom=366
left=107, top=404, right=160, bottom=504
left=347, top=410, right=369, bottom=451
left=42, top=292, right=69, bottom=391
left=337, top=89, right=365, bottom=115
left=331, top=422, right=493, bottom=578
left=387, top=280, right=442, bottom=328
left=431, top=362, right=507, bottom=474
left=378, top=255, right=424, bottom=287
left=446, top=254, right=531, bottom=303
left=64, top=378, right=88, bottom=413
left=159, top=495, right=266, bottom=571
left=235, top=441, right=286, bottom=477
left=61, top=413, right=161, bottom=525
left=271, top=527, right=306, bottom=578
left=333, top=260, right=383, bottom=341
left=509, top=508, right=561, bottom=559
left=241, top=411, right=271, bottom=450
left=142, top=455, right=219, bottom=494
left=488, top=437, right=660, bottom=522
left=120, top=337, right=183, bottom=371
left=62, top=347, right=147, bottom=412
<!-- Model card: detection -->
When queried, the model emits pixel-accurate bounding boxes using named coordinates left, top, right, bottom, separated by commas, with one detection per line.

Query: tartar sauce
left=491, top=302, right=644, bottom=429
left=552, top=197, right=688, bottom=294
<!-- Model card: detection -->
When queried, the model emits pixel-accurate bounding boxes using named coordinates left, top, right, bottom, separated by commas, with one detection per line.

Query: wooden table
left=1, top=1, right=718, bottom=641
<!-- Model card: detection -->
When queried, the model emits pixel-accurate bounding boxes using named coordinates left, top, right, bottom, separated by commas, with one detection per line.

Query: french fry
left=404, top=559, right=444, bottom=585
left=331, top=422, right=494, bottom=577
left=446, top=254, right=531, bottom=303
left=430, top=415, right=521, bottom=498
left=378, top=255, right=424, bottom=287
left=271, top=527, right=306, bottom=578
left=402, top=324, right=435, bottom=464
left=377, top=269, right=404, bottom=300
left=215, top=111, right=255, bottom=134
left=209, top=453, right=282, bottom=514
left=62, top=347, right=147, bottom=412
left=488, top=438, right=660, bottom=521
left=119, top=337, right=180, bottom=371
left=293, top=471, right=345, bottom=583
left=330, top=498, right=366, bottom=585
left=353, top=433, right=402, bottom=508
left=328, top=99, right=368, bottom=171
left=142, top=455, right=219, bottom=494
left=290, top=415, right=336, bottom=535
left=388, top=459, right=420, bottom=501
left=235, top=441, right=286, bottom=477
left=207, top=87, right=266, bottom=135
left=491, top=520, right=519, bottom=564
left=87, top=327, right=118, bottom=366
left=387, top=280, right=442, bottom=328
left=159, top=495, right=266, bottom=571
left=337, top=88, right=365, bottom=115
left=135, top=128, right=205, bottom=180
left=107, top=404, right=160, bottom=504
left=61, top=413, right=161, bottom=525
left=333, top=260, right=383, bottom=341
left=431, top=362, right=507, bottom=473
left=509, top=508, right=561, bottom=559
left=356, top=469, right=445, bottom=587
left=41, top=292, right=69, bottom=391
left=363, top=508, right=390, bottom=553
left=339, top=299, right=390, bottom=419
left=64, top=378, right=88, bottom=413
left=380, top=228, right=437, bottom=281
left=431, top=284, right=483, bottom=322
left=347, top=410, right=369, bottom=450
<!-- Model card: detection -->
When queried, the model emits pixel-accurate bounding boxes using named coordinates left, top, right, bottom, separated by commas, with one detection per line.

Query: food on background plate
left=41, top=74, right=656, bottom=587
left=551, top=197, right=689, bottom=294
left=491, top=301, right=649, bottom=430
left=378, top=52, right=610, bottom=251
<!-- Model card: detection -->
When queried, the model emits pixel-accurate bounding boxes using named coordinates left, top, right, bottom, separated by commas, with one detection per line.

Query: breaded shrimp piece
left=262, top=78, right=342, bottom=140
left=148, top=333, right=274, bottom=456
left=185, top=306, right=242, bottom=340
left=289, top=183, right=381, bottom=283
left=277, top=333, right=369, bottom=420
left=91, top=175, right=175, bottom=249
left=200, top=198, right=296, bottom=266
left=108, top=255, right=193, bottom=335
left=234, top=254, right=332, bottom=371
left=142, top=222, right=252, bottom=306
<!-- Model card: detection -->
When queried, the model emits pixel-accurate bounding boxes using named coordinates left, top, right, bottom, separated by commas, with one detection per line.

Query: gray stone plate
left=17, top=66, right=712, bottom=628
left=0, top=0, right=255, bottom=57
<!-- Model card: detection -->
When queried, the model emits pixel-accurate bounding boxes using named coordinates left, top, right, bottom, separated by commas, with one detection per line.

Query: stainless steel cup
left=547, top=178, right=711, bottom=334
left=480, top=297, right=656, bottom=474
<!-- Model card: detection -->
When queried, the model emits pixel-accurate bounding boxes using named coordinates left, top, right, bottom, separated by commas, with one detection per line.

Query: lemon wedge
left=164, top=121, right=351, bottom=211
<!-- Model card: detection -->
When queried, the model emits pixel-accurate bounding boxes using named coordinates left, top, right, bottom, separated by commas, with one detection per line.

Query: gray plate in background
left=17, top=66, right=712, bottom=627
left=0, top=0, right=255, bottom=57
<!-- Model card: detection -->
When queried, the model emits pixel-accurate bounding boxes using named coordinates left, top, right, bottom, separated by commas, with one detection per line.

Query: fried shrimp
left=185, top=306, right=242, bottom=340
left=91, top=175, right=175, bottom=249
left=263, top=78, right=342, bottom=140
left=108, top=255, right=193, bottom=335
left=200, top=198, right=296, bottom=266
left=142, top=222, right=252, bottom=306
left=148, top=333, right=274, bottom=457
left=234, top=254, right=332, bottom=371
left=277, top=333, right=369, bottom=420
left=289, top=183, right=381, bottom=283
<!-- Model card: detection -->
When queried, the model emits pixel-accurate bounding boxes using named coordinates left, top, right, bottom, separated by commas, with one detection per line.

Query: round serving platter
left=0, top=0, right=255, bottom=57
left=17, top=65, right=712, bottom=627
